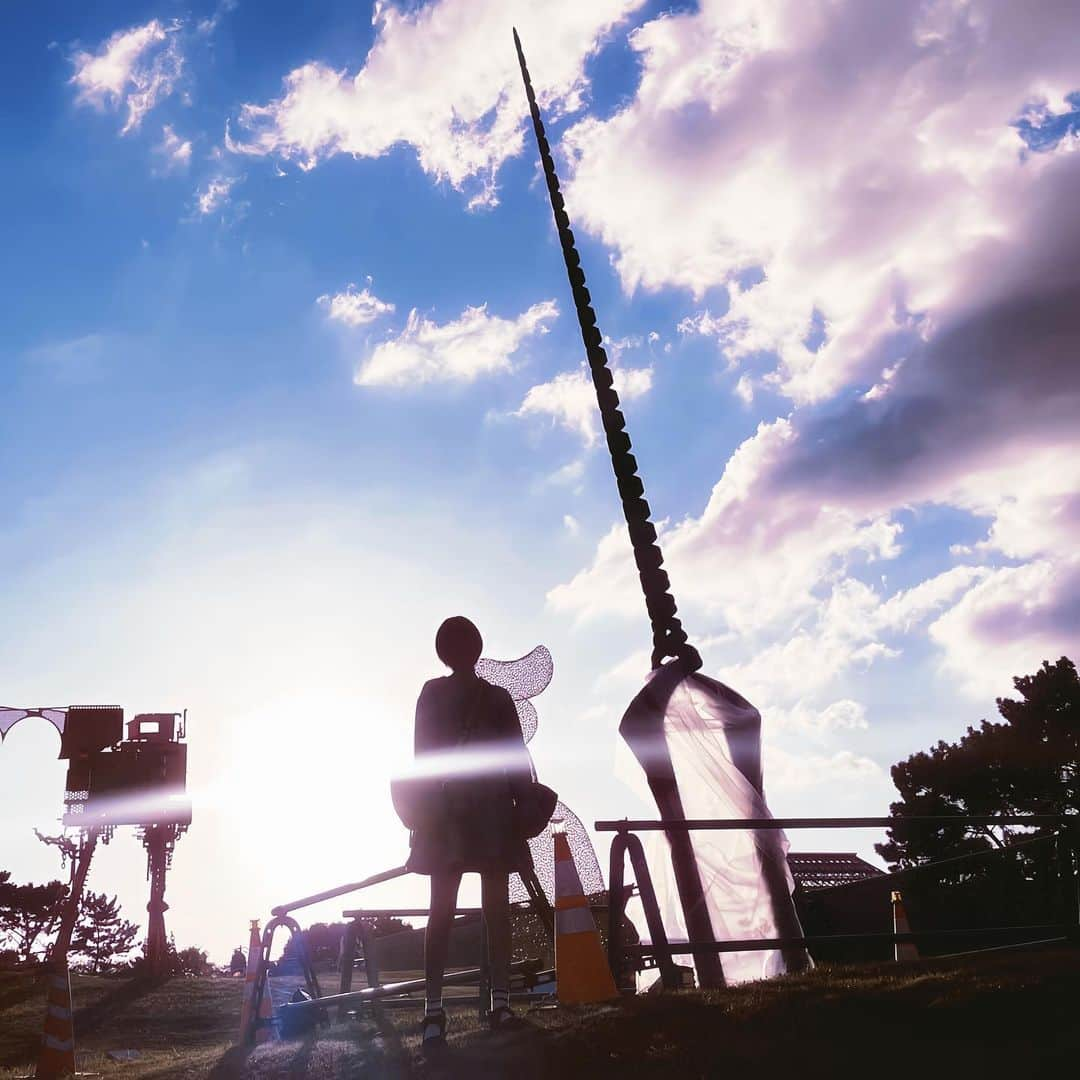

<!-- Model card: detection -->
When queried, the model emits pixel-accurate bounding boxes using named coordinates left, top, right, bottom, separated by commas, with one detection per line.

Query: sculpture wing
left=475, top=645, right=553, bottom=744
left=0, top=708, right=66, bottom=740
left=0, top=709, right=29, bottom=739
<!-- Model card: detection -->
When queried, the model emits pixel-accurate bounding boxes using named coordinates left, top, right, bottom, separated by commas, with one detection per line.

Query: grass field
left=2, top=948, right=1078, bottom=1078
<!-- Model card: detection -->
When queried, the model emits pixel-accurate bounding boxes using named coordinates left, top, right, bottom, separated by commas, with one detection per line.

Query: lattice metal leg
left=520, top=864, right=555, bottom=942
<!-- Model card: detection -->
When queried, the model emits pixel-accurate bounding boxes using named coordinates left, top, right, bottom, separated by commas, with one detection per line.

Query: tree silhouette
left=877, top=656, right=1079, bottom=869
left=0, top=879, right=68, bottom=964
left=71, top=891, right=139, bottom=974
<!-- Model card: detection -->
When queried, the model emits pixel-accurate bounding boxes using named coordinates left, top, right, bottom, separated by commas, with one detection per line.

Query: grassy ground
left=2, top=949, right=1078, bottom=1078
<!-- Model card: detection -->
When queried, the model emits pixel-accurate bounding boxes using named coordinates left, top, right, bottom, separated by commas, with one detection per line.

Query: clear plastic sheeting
left=620, top=664, right=811, bottom=985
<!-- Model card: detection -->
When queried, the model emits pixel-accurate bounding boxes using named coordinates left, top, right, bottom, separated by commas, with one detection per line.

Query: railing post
left=338, top=921, right=357, bottom=1019
left=1059, top=826, right=1080, bottom=940
left=625, top=833, right=680, bottom=990
left=478, top=913, right=491, bottom=1021
left=607, top=831, right=629, bottom=988
left=359, top=919, right=381, bottom=990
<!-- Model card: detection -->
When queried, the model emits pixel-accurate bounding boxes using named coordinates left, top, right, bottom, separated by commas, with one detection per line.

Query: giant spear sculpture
left=514, top=29, right=809, bottom=987
left=512, top=31, right=698, bottom=676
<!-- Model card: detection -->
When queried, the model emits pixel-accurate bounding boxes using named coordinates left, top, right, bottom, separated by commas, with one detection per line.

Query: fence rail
left=597, top=815, right=1074, bottom=831
left=601, top=814, right=1079, bottom=991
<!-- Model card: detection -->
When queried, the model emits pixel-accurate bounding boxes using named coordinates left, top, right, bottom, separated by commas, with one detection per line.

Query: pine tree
left=71, top=891, right=140, bottom=974
left=0, top=879, right=68, bottom=964
left=877, top=656, right=1079, bottom=868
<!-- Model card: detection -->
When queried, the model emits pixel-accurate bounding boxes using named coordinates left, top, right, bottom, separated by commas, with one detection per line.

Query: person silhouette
left=408, top=616, right=534, bottom=1050
left=229, top=947, right=246, bottom=977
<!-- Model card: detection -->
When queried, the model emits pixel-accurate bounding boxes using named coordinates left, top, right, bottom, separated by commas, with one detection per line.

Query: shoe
left=488, top=1005, right=529, bottom=1033
left=420, top=1010, right=447, bottom=1056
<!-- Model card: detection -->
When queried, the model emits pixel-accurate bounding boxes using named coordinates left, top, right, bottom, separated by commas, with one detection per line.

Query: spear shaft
left=513, top=29, right=700, bottom=671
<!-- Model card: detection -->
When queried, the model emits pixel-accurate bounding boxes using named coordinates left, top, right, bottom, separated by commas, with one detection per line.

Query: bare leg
left=425, top=870, right=462, bottom=1012
left=481, top=872, right=511, bottom=1005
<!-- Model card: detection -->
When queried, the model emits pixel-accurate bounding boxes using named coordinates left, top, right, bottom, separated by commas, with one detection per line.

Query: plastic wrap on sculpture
left=476, top=647, right=603, bottom=904
left=620, top=663, right=811, bottom=985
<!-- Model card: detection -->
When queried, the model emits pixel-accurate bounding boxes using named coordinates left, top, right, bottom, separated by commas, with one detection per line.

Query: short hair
left=435, top=616, right=483, bottom=671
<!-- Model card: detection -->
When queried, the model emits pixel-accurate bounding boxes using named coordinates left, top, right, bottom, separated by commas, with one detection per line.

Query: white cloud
left=71, top=20, right=183, bottom=134
left=677, top=310, right=725, bottom=338
left=877, top=566, right=990, bottom=635
left=544, top=459, right=586, bottom=490
left=196, top=175, right=236, bottom=215
left=515, top=364, right=653, bottom=448
left=355, top=299, right=557, bottom=387
left=156, top=124, right=192, bottom=170
left=228, top=0, right=644, bottom=207
left=563, top=514, right=581, bottom=536
left=562, top=0, right=1080, bottom=403
left=733, top=373, right=753, bottom=404
left=197, top=0, right=238, bottom=37
left=548, top=418, right=901, bottom=633
left=766, top=746, right=883, bottom=793
left=24, top=334, right=107, bottom=383
left=318, top=284, right=395, bottom=327
left=548, top=1, right=1080, bottom=707
left=767, top=699, right=868, bottom=736
left=929, top=558, right=1080, bottom=699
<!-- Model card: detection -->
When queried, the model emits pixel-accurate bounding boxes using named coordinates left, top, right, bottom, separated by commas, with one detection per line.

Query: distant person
left=408, top=616, right=534, bottom=1052
left=229, top=947, right=245, bottom=976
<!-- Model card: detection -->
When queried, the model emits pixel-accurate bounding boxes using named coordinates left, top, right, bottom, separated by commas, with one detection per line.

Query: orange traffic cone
left=892, top=890, right=919, bottom=962
left=238, top=920, right=262, bottom=1044
left=255, top=963, right=275, bottom=1044
left=35, top=963, right=76, bottom=1078
left=553, top=827, right=619, bottom=1004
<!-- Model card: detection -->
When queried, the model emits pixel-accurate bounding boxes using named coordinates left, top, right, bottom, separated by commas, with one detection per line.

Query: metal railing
left=598, top=815, right=1079, bottom=990
left=246, top=864, right=557, bottom=1042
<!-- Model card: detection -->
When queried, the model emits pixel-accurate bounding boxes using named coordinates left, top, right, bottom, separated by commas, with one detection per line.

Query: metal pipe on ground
left=277, top=958, right=544, bottom=1020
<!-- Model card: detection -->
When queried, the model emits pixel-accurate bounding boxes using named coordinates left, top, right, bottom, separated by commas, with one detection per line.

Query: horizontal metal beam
left=342, top=907, right=482, bottom=919
left=595, top=816, right=1073, bottom=832
left=341, top=903, right=608, bottom=919
left=271, top=865, right=408, bottom=917
left=277, top=959, right=543, bottom=1014
left=624, top=924, right=1074, bottom=955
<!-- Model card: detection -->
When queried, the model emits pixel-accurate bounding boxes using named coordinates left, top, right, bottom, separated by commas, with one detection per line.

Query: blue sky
left=2, top=0, right=1078, bottom=963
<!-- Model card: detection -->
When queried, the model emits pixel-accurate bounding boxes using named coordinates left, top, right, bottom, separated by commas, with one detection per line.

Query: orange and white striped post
left=238, top=920, right=263, bottom=1044
left=892, top=890, right=919, bottom=963
left=255, top=962, right=274, bottom=1044
left=552, top=825, right=619, bottom=1004
left=34, top=964, right=76, bottom=1079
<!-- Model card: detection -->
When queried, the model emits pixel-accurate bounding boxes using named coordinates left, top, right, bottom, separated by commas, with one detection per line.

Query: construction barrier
left=35, top=964, right=76, bottom=1079
left=553, top=828, right=618, bottom=1004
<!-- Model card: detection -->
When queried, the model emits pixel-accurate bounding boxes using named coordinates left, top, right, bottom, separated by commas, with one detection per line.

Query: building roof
left=788, top=852, right=886, bottom=891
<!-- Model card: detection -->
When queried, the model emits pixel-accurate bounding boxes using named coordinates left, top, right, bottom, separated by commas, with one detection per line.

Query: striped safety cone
left=35, top=963, right=76, bottom=1079
left=238, top=920, right=262, bottom=1044
left=892, top=890, right=919, bottom=962
left=255, top=962, right=275, bottom=1044
left=553, top=827, right=619, bottom=1004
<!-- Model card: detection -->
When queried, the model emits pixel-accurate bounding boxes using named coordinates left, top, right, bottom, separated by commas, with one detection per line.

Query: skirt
left=406, top=777, right=531, bottom=876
